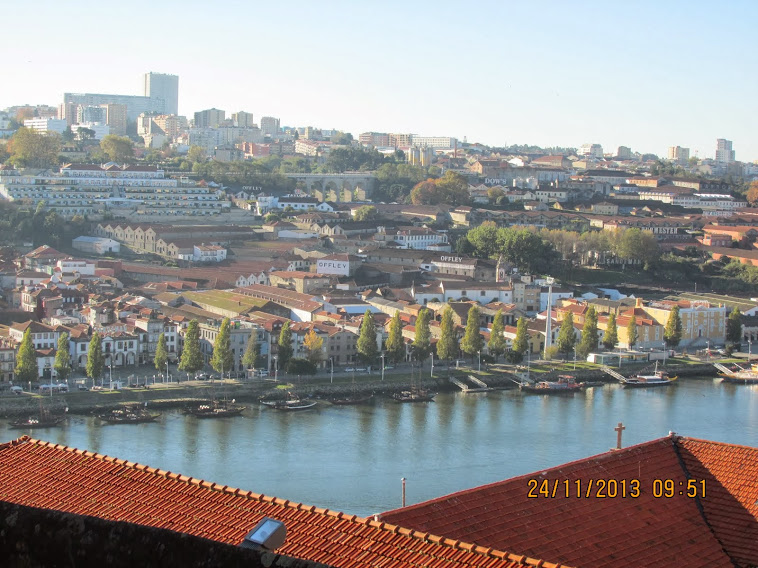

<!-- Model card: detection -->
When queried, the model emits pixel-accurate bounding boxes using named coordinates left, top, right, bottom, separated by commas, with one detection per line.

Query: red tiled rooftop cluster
left=0, top=437, right=567, bottom=568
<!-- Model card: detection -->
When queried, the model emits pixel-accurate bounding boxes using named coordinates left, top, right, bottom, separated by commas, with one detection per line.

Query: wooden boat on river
left=260, top=394, right=316, bottom=411
left=519, top=376, right=583, bottom=394
left=185, top=399, right=245, bottom=418
left=622, top=364, right=677, bottom=387
left=98, top=404, right=160, bottom=424
left=9, top=407, right=66, bottom=429
left=329, top=393, right=374, bottom=405
left=392, top=388, right=435, bottom=403
left=718, top=363, right=758, bottom=385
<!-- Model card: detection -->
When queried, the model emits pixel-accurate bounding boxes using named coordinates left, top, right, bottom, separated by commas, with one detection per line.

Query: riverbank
left=0, top=361, right=719, bottom=419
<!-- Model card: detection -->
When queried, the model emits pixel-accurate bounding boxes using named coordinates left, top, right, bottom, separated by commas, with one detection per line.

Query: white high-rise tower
left=144, top=72, right=179, bottom=116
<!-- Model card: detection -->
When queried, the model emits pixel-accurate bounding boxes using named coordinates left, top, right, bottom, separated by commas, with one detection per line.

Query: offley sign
left=438, top=256, right=463, bottom=263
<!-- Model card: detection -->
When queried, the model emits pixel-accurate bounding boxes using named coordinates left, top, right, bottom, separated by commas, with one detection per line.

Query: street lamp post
left=430, top=352, right=434, bottom=378
left=478, top=350, right=481, bottom=372
left=273, top=355, right=278, bottom=382
left=330, top=357, right=334, bottom=384
left=573, top=346, right=577, bottom=370
left=109, top=364, right=113, bottom=390
left=749, top=338, right=752, bottom=362
left=707, top=339, right=710, bottom=360
left=381, top=353, right=385, bottom=382
left=663, top=341, right=667, bottom=366
left=166, top=359, right=169, bottom=383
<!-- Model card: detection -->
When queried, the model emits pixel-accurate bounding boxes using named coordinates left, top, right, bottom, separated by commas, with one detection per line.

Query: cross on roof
left=615, top=422, right=626, bottom=450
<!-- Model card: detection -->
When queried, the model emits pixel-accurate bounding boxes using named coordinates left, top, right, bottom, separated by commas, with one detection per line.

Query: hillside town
left=1, top=66, right=758, bottom=568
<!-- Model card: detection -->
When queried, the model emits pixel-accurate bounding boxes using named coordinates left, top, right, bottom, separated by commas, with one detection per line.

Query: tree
left=603, top=312, right=618, bottom=350
left=556, top=313, right=576, bottom=356
left=488, top=310, right=507, bottom=361
left=436, top=306, right=458, bottom=365
left=7, top=127, right=61, bottom=168
left=412, top=308, right=432, bottom=363
left=154, top=333, right=168, bottom=373
left=53, top=332, right=71, bottom=382
left=179, top=320, right=205, bottom=373
left=385, top=312, right=405, bottom=364
left=726, top=307, right=743, bottom=347
left=285, top=358, right=317, bottom=375
left=626, top=317, right=638, bottom=349
left=512, top=317, right=529, bottom=361
left=303, top=328, right=324, bottom=366
left=86, top=332, right=105, bottom=381
left=14, top=329, right=38, bottom=383
left=354, top=205, right=378, bottom=222
left=242, top=335, right=262, bottom=370
left=100, top=135, right=134, bottom=163
left=356, top=310, right=378, bottom=364
left=277, top=321, right=294, bottom=369
left=187, top=145, right=207, bottom=163
left=410, top=172, right=470, bottom=206
left=746, top=181, right=758, bottom=205
left=664, top=306, right=683, bottom=349
left=460, top=305, right=484, bottom=359
left=76, top=127, right=96, bottom=140
left=210, top=318, right=234, bottom=376
left=577, top=306, right=598, bottom=359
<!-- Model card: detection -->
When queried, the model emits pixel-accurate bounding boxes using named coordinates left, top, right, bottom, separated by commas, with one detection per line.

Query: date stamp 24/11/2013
left=526, top=478, right=707, bottom=499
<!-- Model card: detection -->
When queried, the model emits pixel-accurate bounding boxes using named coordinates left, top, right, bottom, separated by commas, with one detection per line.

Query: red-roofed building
left=380, top=435, right=758, bottom=568
left=0, top=437, right=564, bottom=568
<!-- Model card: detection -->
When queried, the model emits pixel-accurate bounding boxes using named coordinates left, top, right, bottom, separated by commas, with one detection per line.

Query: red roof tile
left=380, top=435, right=758, bottom=568
left=0, top=437, right=566, bottom=568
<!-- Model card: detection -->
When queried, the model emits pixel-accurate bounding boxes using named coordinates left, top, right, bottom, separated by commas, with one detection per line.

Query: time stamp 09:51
left=527, top=478, right=707, bottom=499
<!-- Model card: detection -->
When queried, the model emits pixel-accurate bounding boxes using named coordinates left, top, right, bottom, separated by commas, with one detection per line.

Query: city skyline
left=2, top=0, right=756, bottom=161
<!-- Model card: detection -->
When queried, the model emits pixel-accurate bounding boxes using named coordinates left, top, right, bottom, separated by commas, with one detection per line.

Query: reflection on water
left=2, top=378, right=756, bottom=516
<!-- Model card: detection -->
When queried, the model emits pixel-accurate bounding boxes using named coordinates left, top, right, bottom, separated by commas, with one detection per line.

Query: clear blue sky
left=3, top=0, right=757, bottom=161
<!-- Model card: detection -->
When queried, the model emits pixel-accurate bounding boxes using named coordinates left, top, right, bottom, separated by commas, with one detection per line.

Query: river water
left=2, top=377, right=756, bottom=516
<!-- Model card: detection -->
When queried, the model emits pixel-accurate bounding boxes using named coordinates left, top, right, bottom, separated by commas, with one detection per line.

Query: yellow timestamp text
left=526, top=478, right=706, bottom=499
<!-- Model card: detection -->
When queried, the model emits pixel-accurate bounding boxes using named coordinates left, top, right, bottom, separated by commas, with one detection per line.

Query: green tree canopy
left=354, top=205, right=379, bottom=222
left=410, top=171, right=470, bottom=206
left=664, top=305, right=683, bottom=348
left=7, top=127, right=61, bottom=168
left=436, top=306, right=459, bottom=363
left=385, top=312, right=405, bottom=364
left=100, top=135, right=134, bottom=163
left=179, top=320, right=204, bottom=373
left=14, top=329, right=38, bottom=383
left=53, top=332, right=71, bottom=382
left=577, top=306, right=598, bottom=359
left=603, top=312, right=618, bottom=350
left=356, top=310, right=378, bottom=364
left=556, top=313, right=576, bottom=356
left=303, top=328, right=324, bottom=365
left=626, top=318, right=638, bottom=349
left=86, top=332, right=105, bottom=380
left=460, top=305, right=484, bottom=358
left=277, top=321, right=294, bottom=369
left=242, top=335, right=262, bottom=370
left=154, top=333, right=168, bottom=373
left=488, top=310, right=507, bottom=361
left=210, top=318, right=234, bottom=375
left=412, top=308, right=432, bottom=362
left=512, top=317, right=529, bottom=358
left=726, top=307, right=743, bottom=347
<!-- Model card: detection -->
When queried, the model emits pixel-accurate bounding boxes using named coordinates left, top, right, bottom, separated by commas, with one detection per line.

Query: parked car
left=195, top=373, right=211, bottom=381
left=384, top=365, right=395, bottom=370
left=257, top=370, right=269, bottom=377
left=345, top=367, right=356, bottom=372
left=77, top=385, right=89, bottom=391
left=10, top=386, right=23, bottom=395
left=356, top=367, right=368, bottom=372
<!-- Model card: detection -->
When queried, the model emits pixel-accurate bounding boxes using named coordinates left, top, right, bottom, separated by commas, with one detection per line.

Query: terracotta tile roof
left=0, top=437, right=565, bottom=568
left=380, top=435, right=758, bottom=568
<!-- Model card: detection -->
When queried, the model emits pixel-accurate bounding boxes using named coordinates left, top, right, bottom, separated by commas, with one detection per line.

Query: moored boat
left=718, top=363, right=758, bottom=384
left=98, top=404, right=160, bottom=424
left=329, top=393, right=374, bottom=405
left=260, top=395, right=317, bottom=411
left=392, top=389, right=435, bottom=403
left=186, top=399, right=245, bottom=418
left=622, top=365, right=677, bottom=387
left=519, top=376, right=583, bottom=394
left=9, top=412, right=65, bottom=429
